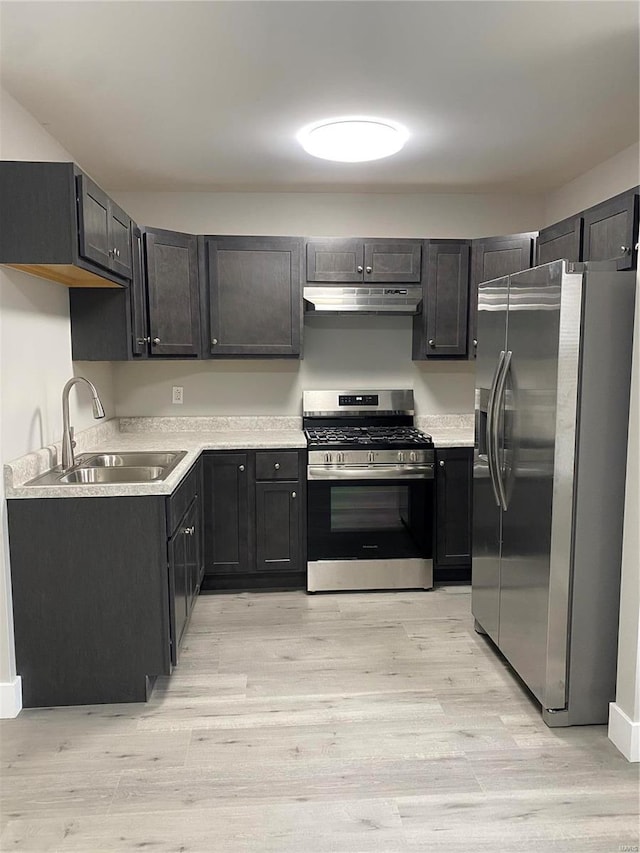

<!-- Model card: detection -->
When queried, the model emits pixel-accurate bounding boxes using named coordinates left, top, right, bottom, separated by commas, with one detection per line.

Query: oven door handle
left=307, top=465, right=434, bottom=481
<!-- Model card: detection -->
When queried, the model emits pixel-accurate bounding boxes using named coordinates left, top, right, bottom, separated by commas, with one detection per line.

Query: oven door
left=307, top=467, right=434, bottom=591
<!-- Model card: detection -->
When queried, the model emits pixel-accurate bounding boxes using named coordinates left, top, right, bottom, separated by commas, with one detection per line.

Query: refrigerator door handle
left=486, top=350, right=506, bottom=508
left=493, top=350, right=513, bottom=511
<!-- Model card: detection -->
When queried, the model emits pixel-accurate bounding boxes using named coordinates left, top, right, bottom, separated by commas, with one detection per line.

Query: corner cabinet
left=412, top=241, right=470, bottom=359
left=468, top=232, right=537, bottom=358
left=202, top=449, right=306, bottom=591
left=434, top=447, right=473, bottom=582
left=306, top=239, right=422, bottom=283
left=203, top=236, right=302, bottom=357
left=0, top=161, right=132, bottom=288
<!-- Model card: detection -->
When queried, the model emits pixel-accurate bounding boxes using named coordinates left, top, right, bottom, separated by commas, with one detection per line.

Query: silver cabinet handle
left=239, top=465, right=245, bottom=472
left=365, top=266, right=372, bottom=273
left=152, top=337, right=161, bottom=345
left=428, top=339, right=435, bottom=347
left=212, top=339, right=218, bottom=345
left=439, top=460, right=445, bottom=467
left=274, top=463, right=280, bottom=470
left=357, top=265, right=363, bottom=273
left=291, top=492, right=297, bottom=499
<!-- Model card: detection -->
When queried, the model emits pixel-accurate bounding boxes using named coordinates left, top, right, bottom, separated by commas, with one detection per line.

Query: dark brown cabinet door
left=255, top=482, right=300, bottom=573
left=582, top=189, right=639, bottom=269
left=469, top=232, right=536, bottom=357
left=435, top=448, right=473, bottom=570
left=183, top=498, right=201, bottom=611
left=536, top=216, right=583, bottom=265
left=77, top=174, right=111, bottom=271
left=203, top=453, right=251, bottom=576
left=207, top=237, right=302, bottom=356
left=145, top=228, right=200, bottom=357
left=168, top=526, right=188, bottom=666
left=363, top=240, right=422, bottom=283
left=306, top=239, right=363, bottom=282
left=413, top=241, right=470, bottom=358
left=109, top=201, right=133, bottom=279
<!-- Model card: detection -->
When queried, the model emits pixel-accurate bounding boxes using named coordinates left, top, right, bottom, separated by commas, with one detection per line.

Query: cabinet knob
left=291, top=491, right=297, bottom=499
left=365, top=266, right=372, bottom=273
left=274, top=463, right=280, bottom=470
left=473, top=339, right=478, bottom=347
left=428, top=339, right=435, bottom=347
left=439, top=460, right=445, bottom=467
left=183, top=526, right=195, bottom=535
left=621, top=245, right=631, bottom=254
left=357, top=265, right=363, bottom=273
left=152, top=337, right=161, bottom=345
left=239, top=464, right=245, bottom=472
left=136, top=338, right=146, bottom=346
left=211, top=339, right=218, bottom=346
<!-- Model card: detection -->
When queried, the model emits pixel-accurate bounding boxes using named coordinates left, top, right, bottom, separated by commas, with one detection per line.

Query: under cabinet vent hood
left=304, top=285, right=422, bottom=314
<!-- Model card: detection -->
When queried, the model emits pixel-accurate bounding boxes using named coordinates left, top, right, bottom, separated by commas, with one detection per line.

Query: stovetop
left=305, top=425, right=433, bottom=450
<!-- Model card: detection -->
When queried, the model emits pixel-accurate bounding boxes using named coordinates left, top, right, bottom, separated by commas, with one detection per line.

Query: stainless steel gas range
left=303, top=389, right=435, bottom=592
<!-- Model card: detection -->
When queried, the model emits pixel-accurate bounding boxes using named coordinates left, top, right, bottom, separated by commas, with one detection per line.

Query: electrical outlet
left=172, top=386, right=183, bottom=405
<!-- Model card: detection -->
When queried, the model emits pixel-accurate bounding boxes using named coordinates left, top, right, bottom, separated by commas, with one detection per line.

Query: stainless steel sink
left=24, top=450, right=188, bottom=486
left=59, top=466, right=166, bottom=484
left=78, top=451, right=185, bottom=469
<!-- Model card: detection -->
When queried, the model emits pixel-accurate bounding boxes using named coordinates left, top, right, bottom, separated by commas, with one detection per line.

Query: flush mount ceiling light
left=297, top=117, right=409, bottom=162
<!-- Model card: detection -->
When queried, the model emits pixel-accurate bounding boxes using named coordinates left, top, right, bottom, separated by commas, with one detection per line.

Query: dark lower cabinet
left=434, top=447, right=473, bottom=582
left=168, top=495, right=201, bottom=666
left=6, top=460, right=203, bottom=707
left=202, top=449, right=306, bottom=591
left=413, top=240, right=470, bottom=359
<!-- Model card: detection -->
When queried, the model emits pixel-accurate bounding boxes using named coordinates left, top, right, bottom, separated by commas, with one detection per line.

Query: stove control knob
left=336, top=452, right=344, bottom=463
left=368, top=451, right=375, bottom=464
left=324, top=452, right=332, bottom=464
left=397, top=451, right=405, bottom=463
left=409, top=451, right=417, bottom=463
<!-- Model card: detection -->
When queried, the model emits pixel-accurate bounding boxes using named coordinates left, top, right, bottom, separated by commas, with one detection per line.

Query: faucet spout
left=61, top=377, right=106, bottom=471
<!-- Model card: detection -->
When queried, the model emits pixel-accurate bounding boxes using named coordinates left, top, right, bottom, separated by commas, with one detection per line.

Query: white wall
left=110, top=188, right=544, bottom=419
left=0, top=89, right=115, bottom=716
left=544, top=142, right=640, bottom=225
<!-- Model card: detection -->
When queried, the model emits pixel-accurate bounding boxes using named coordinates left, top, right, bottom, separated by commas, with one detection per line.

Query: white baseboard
left=0, top=675, right=22, bottom=718
left=609, top=702, right=640, bottom=762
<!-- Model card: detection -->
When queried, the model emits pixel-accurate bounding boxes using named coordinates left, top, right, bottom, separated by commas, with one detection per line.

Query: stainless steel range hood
left=304, top=285, right=422, bottom=314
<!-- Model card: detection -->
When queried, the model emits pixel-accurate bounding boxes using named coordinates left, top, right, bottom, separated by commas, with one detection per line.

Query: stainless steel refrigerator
left=472, top=259, right=636, bottom=726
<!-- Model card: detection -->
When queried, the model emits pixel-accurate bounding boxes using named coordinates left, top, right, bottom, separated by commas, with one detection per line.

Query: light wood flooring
left=1, top=587, right=638, bottom=852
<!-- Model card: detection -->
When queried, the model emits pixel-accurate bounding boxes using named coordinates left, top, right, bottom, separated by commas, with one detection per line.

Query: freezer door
left=497, top=262, right=563, bottom=704
left=472, top=276, right=508, bottom=641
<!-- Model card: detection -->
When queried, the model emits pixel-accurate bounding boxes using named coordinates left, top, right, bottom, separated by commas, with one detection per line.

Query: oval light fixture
left=297, top=116, right=409, bottom=162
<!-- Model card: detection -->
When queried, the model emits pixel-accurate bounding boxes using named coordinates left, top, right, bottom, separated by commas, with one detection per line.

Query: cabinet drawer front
left=167, top=462, right=199, bottom=536
left=255, top=451, right=300, bottom=480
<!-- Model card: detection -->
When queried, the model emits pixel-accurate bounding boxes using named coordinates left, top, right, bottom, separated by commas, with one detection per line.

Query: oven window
left=330, top=485, right=409, bottom=532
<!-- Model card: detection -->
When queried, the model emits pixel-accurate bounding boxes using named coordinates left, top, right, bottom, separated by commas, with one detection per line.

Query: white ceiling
left=1, top=1, right=638, bottom=193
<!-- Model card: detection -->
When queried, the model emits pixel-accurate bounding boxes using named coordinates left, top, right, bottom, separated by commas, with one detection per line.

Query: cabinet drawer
left=167, top=462, right=200, bottom=536
left=255, top=451, right=300, bottom=481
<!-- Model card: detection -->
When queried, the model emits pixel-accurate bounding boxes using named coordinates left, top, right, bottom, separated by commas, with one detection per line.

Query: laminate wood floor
left=1, top=587, right=638, bottom=852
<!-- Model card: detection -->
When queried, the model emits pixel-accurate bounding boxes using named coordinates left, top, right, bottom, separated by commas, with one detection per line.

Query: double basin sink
left=26, top=451, right=188, bottom=486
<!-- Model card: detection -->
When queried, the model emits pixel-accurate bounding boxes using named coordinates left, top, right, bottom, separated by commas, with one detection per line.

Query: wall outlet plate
left=172, top=386, right=184, bottom=405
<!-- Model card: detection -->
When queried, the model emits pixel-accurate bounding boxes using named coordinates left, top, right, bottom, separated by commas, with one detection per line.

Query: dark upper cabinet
left=306, top=238, right=422, bottom=283
left=469, top=232, right=537, bottom=357
left=0, top=161, right=132, bottom=288
left=70, top=225, right=201, bottom=360
left=413, top=241, right=470, bottom=359
left=536, top=216, right=583, bottom=265
left=203, top=452, right=252, bottom=576
left=146, top=228, right=201, bottom=357
left=205, top=236, right=302, bottom=357
left=77, top=174, right=132, bottom=279
left=435, top=447, right=473, bottom=572
left=582, top=188, right=639, bottom=270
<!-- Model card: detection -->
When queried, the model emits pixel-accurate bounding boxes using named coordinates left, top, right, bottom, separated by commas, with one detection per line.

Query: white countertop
left=5, top=414, right=475, bottom=499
